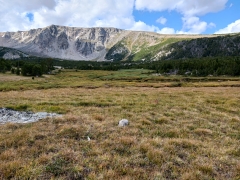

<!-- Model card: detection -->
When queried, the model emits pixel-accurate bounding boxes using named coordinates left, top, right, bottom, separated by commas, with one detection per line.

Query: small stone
left=118, top=119, right=129, bottom=127
left=87, top=136, right=91, bottom=141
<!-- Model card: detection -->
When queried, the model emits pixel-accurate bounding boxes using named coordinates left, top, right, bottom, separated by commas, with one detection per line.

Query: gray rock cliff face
left=0, top=25, right=124, bottom=60
left=75, top=40, right=95, bottom=56
left=57, top=32, right=69, bottom=50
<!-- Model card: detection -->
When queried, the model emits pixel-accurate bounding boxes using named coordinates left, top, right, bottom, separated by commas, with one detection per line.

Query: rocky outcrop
left=118, top=119, right=129, bottom=127
left=34, top=28, right=55, bottom=49
left=57, top=32, right=69, bottom=50
left=105, top=42, right=129, bottom=61
left=0, top=108, right=61, bottom=124
left=3, top=52, right=20, bottom=59
left=75, top=40, right=95, bottom=56
left=0, top=46, right=29, bottom=59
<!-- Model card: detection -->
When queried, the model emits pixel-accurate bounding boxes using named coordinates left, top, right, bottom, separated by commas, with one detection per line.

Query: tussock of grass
left=194, top=128, right=213, bottom=136
left=0, top=70, right=239, bottom=179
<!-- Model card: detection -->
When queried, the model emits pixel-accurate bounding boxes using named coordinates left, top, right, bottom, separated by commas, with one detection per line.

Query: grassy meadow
left=0, top=69, right=240, bottom=179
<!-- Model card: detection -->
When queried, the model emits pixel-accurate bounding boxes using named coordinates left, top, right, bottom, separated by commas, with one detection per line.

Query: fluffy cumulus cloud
left=135, top=0, right=227, bottom=16
left=130, top=21, right=159, bottom=32
left=48, top=0, right=135, bottom=28
left=0, top=0, right=235, bottom=34
left=177, top=16, right=208, bottom=34
left=0, top=0, right=138, bottom=31
left=0, top=0, right=56, bottom=31
left=135, top=0, right=228, bottom=34
left=130, top=20, right=175, bottom=34
left=156, top=17, right=167, bottom=25
left=0, top=0, right=173, bottom=33
left=0, top=0, right=56, bottom=11
left=157, top=27, right=175, bottom=34
left=215, top=19, right=240, bottom=34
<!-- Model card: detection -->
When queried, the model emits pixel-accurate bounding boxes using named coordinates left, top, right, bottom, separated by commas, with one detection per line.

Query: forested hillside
left=161, top=33, right=240, bottom=60
left=105, top=33, right=240, bottom=62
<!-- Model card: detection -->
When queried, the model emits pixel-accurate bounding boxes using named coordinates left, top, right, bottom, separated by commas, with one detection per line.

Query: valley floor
left=0, top=70, right=239, bottom=179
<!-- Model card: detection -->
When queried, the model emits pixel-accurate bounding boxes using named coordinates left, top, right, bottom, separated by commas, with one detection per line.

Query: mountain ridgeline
left=0, top=25, right=123, bottom=60
left=0, top=25, right=240, bottom=61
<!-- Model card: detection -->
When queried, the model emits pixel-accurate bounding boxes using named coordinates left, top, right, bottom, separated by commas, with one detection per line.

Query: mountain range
left=0, top=25, right=239, bottom=61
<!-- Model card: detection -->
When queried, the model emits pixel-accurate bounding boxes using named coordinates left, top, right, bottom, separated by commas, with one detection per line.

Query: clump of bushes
left=21, top=63, right=42, bottom=76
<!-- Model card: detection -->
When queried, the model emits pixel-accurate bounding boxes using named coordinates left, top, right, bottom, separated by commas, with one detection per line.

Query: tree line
left=1, top=56, right=240, bottom=77
left=150, top=56, right=240, bottom=76
left=39, top=56, right=240, bottom=76
left=0, top=58, right=54, bottom=76
left=0, top=58, right=12, bottom=73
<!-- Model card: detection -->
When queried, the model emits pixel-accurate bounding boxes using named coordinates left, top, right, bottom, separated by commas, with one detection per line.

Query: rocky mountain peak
left=0, top=25, right=125, bottom=60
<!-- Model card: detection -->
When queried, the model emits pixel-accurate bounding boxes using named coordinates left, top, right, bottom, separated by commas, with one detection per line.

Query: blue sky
left=133, top=0, right=240, bottom=34
left=1, top=0, right=240, bottom=34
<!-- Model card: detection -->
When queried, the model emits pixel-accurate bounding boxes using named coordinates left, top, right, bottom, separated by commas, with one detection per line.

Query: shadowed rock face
left=34, top=28, right=56, bottom=49
left=0, top=25, right=124, bottom=60
left=3, top=32, right=11, bottom=39
left=58, top=32, right=69, bottom=50
left=88, top=29, right=96, bottom=40
left=49, top=25, right=58, bottom=36
left=97, top=28, right=107, bottom=44
left=75, top=39, right=95, bottom=56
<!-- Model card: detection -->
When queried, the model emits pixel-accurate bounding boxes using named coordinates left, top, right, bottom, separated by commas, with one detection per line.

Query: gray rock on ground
left=0, top=108, right=61, bottom=124
left=118, top=119, right=129, bottom=127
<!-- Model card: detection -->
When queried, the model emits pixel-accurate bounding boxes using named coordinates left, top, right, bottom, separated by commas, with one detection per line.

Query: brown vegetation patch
left=0, top=70, right=239, bottom=179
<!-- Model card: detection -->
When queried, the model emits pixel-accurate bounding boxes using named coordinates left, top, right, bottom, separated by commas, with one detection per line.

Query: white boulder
left=118, top=119, right=129, bottom=127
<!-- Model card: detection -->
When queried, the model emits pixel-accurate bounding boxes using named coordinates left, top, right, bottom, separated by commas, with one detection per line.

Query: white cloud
left=0, top=0, right=137, bottom=32
left=0, top=0, right=176, bottom=33
left=32, top=0, right=136, bottom=29
left=130, top=21, right=160, bottom=32
left=156, top=17, right=167, bottom=25
left=215, top=19, right=240, bottom=34
left=0, top=0, right=56, bottom=31
left=208, top=22, right=216, bottom=28
left=230, top=3, right=233, bottom=8
left=157, top=27, right=175, bottom=34
left=0, top=0, right=231, bottom=35
left=135, top=0, right=228, bottom=16
left=135, top=0, right=178, bottom=12
left=178, top=16, right=208, bottom=34
left=130, top=21, right=176, bottom=34
left=135, top=0, right=228, bottom=34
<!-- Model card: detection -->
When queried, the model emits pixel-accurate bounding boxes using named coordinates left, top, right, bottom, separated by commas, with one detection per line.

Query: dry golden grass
left=0, top=70, right=239, bottom=179
left=0, top=73, right=31, bottom=82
